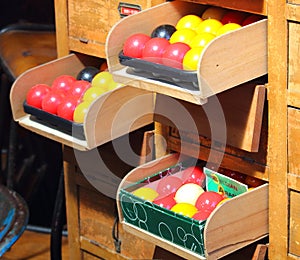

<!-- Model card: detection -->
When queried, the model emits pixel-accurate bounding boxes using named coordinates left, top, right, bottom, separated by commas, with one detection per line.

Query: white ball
left=174, top=183, right=204, bottom=205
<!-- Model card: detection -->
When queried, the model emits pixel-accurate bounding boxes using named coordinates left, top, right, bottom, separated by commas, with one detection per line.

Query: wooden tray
left=10, top=54, right=155, bottom=151
left=106, top=1, right=267, bottom=105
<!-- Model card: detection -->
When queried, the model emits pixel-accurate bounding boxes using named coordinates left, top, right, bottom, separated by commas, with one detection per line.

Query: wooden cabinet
left=54, top=0, right=163, bottom=58
left=11, top=0, right=299, bottom=258
left=268, top=0, right=300, bottom=258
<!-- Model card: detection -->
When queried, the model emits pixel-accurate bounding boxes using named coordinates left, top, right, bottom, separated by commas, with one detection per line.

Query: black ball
left=76, top=66, right=100, bottom=82
left=151, top=24, right=176, bottom=40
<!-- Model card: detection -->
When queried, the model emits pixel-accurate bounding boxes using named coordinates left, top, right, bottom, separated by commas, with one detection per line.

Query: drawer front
left=289, top=190, right=300, bottom=256
left=288, top=21, right=300, bottom=107
left=68, top=0, right=163, bottom=57
left=288, top=107, right=300, bottom=175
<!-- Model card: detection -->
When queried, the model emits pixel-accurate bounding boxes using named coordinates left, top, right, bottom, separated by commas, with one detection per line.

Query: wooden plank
left=288, top=22, right=300, bottom=107
left=289, top=191, right=300, bottom=256
left=267, top=0, right=289, bottom=255
left=63, top=153, right=82, bottom=260
left=154, top=84, right=266, bottom=152
left=288, top=108, right=300, bottom=175
left=183, top=0, right=267, bottom=15
left=84, top=86, right=154, bottom=149
left=251, top=244, right=268, bottom=260
left=54, top=0, right=69, bottom=57
left=79, top=186, right=155, bottom=259
left=204, top=184, right=269, bottom=258
left=286, top=4, right=300, bottom=22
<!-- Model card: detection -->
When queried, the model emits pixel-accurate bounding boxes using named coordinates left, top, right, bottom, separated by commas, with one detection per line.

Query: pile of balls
left=25, top=64, right=123, bottom=124
left=122, top=6, right=263, bottom=70
left=132, top=166, right=228, bottom=221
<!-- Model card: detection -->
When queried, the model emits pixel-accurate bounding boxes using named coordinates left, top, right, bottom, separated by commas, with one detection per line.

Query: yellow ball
left=182, top=47, right=205, bottom=70
left=91, top=71, right=114, bottom=88
left=176, top=14, right=203, bottom=31
left=171, top=203, right=198, bottom=218
left=216, top=23, right=242, bottom=36
left=83, top=87, right=104, bottom=102
left=189, top=32, right=216, bottom=48
left=73, top=101, right=91, bottom=123
left=132, top=187, right=159, bottom=202
left=169, top=29, right=197, bottom=46
left=195, top=18, right=223, bottom=35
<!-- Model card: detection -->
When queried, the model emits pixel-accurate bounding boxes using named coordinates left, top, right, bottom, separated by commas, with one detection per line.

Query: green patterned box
left=118, top=163, right=207, bottom=257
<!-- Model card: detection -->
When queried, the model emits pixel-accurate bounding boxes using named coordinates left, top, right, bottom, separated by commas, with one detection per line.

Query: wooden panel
left=67, top=0, right=164, bottom=58
left=287, top=0, right=300, bottom=6
left=288, top=107, right=300, bottom=175
left=54, top=0, right=69, bottom=57
left=286, top=4, right=300, bottom=22
left=183, top=0, right=267, bottom=15
left=289, top=190, right=300, bottom=256
left=79, top=186, right=155, bottom=259
left=154, top=83, right=266, bottom=152
left=288, top=22, right=300, bottom=108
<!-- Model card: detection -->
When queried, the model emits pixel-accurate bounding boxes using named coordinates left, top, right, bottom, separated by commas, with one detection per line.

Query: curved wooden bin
left=106, top=1, right=267, bottom=105
left=10, top=54, right=155, bottom=151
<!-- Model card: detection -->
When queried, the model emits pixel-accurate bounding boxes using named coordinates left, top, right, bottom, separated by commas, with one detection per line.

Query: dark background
left=0, top=0, right=63, bottom=228
left=0, top=0, right=55, bottom=28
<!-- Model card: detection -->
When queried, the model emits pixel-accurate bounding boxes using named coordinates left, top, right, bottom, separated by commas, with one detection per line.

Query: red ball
left=153, top=192, right=177, bottom=210
left=142, top=37, right=170, bottom=64
left=123, top=33, right=151, bottom=58
left=41, top=91, right=65, bottom=114
left=26, top=84, right=51, bottom=109
left=68, top=80, right=91, bottom=99
left=221, top=10, right=247, bottom=25
left=182, top=166, right=206, bottom=187
left=156, top=175, right=183, bottom=196
left=57, top=97, right=79, bottom=121
left=242, top=14, right=263, bottom=26
left=192, top=210, right=211, bottom=221
left=162, top=42, right=191, bottom=69
left=195, top=191, right=224, bottom=213
left=52, top=75, right=76, bottom=94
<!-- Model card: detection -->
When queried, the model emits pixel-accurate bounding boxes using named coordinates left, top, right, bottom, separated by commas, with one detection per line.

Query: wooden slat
left=63, top=157, right=82, bottom=260
left=288, top=107, right=300, bottom=175
left=154, top=83, right=266, bottom=152
left=287, top=22, right=300, bottom=107
left=267, top=0, right=289, bottom=255
left=289, top=191, right=300, bottom=256
left=204, top=184, right=269, bottom=258
left=286, top=2, right=300, bottom=19
left=54, top=0, right=69, bottom=57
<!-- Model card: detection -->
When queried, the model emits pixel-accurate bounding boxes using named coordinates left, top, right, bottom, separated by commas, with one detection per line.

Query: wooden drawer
left=10, top=53, right=154, bottom=151
left=67, top=0, right=164, bottom=58
left=78, top=183, right=155, bottom=259
left=289, top=190, right=300, bottom=257
left=288, top=21, right=300, bottom=107
left=106, top=1, right=267, bottom=105
left=117, top=153, right=269, bottom=259
left=288, top=107, right=300, bottom=175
